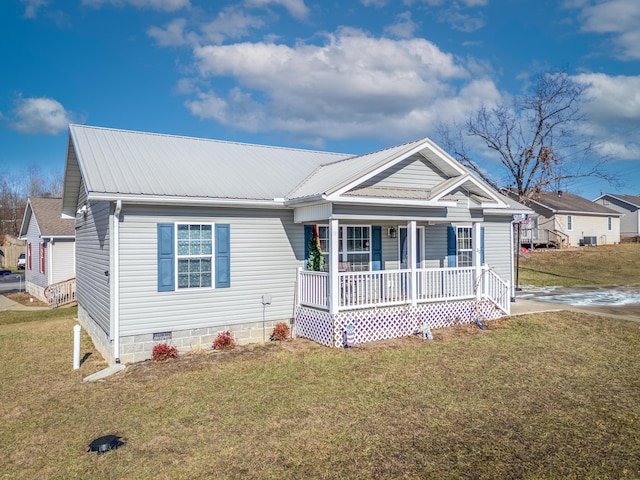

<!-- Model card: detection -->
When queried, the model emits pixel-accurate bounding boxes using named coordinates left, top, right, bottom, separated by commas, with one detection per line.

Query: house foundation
left=77, top=304, right=288, bottom=364
left=295, top=299, right=504, bottom=348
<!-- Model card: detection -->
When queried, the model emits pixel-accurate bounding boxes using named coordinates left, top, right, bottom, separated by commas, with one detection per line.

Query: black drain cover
left=88, top=435, right=125, bottom=454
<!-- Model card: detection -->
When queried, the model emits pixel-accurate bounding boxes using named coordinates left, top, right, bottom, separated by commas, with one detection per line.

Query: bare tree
left=0, top=166, right=63, bottom=237
left=437, top=69, right=616, bottom=202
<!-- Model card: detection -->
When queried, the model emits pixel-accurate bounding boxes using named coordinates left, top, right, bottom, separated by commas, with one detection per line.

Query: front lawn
left=1, top=307, right=639, bottom=479
left=518, top=243, right=640, bottom=286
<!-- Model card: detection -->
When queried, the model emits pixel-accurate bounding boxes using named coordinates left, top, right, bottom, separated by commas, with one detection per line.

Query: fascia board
left=597, top=194, right=640, bottom=208
left=18, top=199, right=34, bottom=238
left=554, top=210, right=623, bottom=217
left=326, top=195, right=457, bottom=208
left=87, top=192, right=288, bottom=208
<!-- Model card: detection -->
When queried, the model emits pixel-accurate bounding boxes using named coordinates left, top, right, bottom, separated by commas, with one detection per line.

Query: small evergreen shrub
left=213, top=331, right=235, bottom=351
left=271, top=322, right=290, bottom=341
left=152, top=343, right=179, bottom=361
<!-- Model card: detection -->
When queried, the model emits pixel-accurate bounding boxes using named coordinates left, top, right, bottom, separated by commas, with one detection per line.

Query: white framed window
left=567, top=215, right=573, bottom=231
left=457, top=227, right=473, bottom=267
left=176, top=223, right=213, bottom=289
left=317, top=225, right=371, bottom=271
left=608, top=216, right=612, bottom=231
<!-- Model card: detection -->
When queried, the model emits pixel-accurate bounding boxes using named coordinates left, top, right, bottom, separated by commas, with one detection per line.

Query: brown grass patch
left=2, top=308, right=639, bottom=479
left=4, top=292, right=48, bottom=307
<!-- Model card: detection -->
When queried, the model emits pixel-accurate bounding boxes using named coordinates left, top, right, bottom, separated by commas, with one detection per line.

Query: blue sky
left=1, top=0, right=639, bottom=199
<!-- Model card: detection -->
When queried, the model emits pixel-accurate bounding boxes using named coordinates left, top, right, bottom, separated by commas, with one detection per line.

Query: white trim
left=113, top=200, right=122, bottom=364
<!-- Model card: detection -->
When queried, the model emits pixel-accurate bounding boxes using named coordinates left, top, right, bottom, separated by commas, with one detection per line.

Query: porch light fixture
left=387, top=227, right=397, bottom=239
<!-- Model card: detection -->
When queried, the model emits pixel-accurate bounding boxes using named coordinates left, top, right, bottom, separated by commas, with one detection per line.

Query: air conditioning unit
left=581, top=236, right=597, bottom=246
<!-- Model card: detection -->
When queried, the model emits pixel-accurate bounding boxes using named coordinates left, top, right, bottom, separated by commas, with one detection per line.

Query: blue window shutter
left=447, top=226, right=457, bottom=267
left=157, top=223, right=175, bottom=292
left=215, top=224, right=231, bottom=288
left=480, top=226, right=485, bottom=265
left=304, top=225, right=312, bottom=263
left=371, top=226, right=382, bottom=271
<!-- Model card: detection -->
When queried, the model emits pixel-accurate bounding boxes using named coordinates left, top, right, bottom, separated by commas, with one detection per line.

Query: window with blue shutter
left=480, top=226, right=485, bottom=265
left=215, top=224, right=231, bottom=288
left=157, top=223, right=175, bottom=292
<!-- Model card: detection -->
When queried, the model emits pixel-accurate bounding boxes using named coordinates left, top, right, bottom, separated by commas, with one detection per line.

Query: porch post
left=408, top=220, right=417, bottom=307
left=473, top=222, right=482, bottom=302
left=329, top=218, right=340, bottom=315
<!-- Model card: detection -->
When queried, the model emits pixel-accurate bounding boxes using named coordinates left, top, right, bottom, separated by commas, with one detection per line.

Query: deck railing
left=44, top=278, right=76, bottom=308
left=297, top=266, right=510, bottom=314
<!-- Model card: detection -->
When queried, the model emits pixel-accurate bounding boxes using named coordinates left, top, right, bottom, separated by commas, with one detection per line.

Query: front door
left=399, top=227, right=423, bottom=269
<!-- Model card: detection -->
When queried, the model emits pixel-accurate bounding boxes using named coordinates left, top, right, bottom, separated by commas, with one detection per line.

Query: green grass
left=518, top=243, right=640, bottom=286
left=1, top=308, right=639, bottom=479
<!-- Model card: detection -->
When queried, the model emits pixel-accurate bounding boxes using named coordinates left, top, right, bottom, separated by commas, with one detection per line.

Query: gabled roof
left=521, top=191, right=621, bottom=216
left=288, top=137, right=510, bottom=208
left=62, top=124, right=526, bottom=216
left=19, top=197, right=75, bottom=239
left=62, top=124, right=351, bottom=215
left=594, top=193, right=640, bottom=208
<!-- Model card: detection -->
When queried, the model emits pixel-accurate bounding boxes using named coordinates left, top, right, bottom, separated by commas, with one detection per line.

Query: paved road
left=0, top=271, right=25, bottom=293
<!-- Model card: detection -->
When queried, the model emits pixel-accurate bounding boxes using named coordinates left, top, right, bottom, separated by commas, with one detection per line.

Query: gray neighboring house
left=18, top=197, right=76, bottom=303
left=507, top=190, right=622, bottom=248
left=61, top=124, right=530, bottom=365
left=593, top=194, right=640, bottom=238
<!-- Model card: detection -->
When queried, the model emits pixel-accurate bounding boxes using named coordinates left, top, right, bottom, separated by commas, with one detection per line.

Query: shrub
left=152, top=343, right=179, bottom=361
left=271, top=322, right=290, bottom=341
left=213, top=331, right=235, bottom=351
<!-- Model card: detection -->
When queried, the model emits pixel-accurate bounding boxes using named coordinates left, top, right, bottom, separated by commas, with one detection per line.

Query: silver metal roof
left=69, top=125, right=351, bottom=201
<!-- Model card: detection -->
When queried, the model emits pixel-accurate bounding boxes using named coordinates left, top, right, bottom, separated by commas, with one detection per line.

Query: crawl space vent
left=153, top=331, right=172, bottom=342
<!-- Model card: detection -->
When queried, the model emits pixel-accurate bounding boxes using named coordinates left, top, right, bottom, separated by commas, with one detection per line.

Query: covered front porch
left=293, top=219, right=512, bottom=348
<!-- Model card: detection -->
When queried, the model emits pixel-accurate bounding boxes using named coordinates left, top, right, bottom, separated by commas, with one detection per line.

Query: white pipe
left=73, top=324, right=81, bottom=370
left=113, top=200, right=122, bottom=364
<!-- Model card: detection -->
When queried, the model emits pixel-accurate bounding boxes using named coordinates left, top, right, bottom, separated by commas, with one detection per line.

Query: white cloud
left=148, top=18, right=190, bottom=46
left=20, top=0, right=49, bottom=18
left=5, top=97, right=77, bottom=135
left=182, top=29, right=499, bottom=141
left=575, top=73, right=640, bottom=124
left=572, top=0, right=640, bottom=60
left=201, top=7, right=266, bottom=44
left=384, top=12, right=418, bottom=39
left=573, top=73, right=640, bottom=160
left=82, top=0, right=190, bottom=11
left=244, top=0, right=309, bottom=20
left=148, top=7, right=265, bottom=47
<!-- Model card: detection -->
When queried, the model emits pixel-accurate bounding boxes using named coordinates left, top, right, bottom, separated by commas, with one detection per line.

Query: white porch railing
left=44, top=278, right=76, bottom=308
left=297, top=266, right=510, bottom=314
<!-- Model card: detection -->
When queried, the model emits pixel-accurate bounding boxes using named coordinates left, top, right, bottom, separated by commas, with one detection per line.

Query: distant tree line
left=0, top=165, right=63, bottom=238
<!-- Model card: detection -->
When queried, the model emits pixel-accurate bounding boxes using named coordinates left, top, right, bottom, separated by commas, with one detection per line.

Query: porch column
left=328, top=218, right=340, bottom=315
left=472, top=222, right=483, bottom=302
left=408, top=220, right=417, bottom=307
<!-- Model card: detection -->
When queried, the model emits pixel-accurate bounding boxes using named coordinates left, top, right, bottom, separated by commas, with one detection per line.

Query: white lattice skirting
left=295, top=300, right=504, bottom=348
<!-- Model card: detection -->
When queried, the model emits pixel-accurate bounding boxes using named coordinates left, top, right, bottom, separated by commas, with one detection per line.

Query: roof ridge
left=69, top=124, right=349, bottom=158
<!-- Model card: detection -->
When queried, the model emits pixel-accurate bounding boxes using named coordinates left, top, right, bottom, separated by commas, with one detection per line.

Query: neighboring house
left=507, top=190, right=621, bottom=248
left=18, top=197, right=76, bottom=304
left=62, top=125, right=530, bottom=365
left=0, top=234, right=26, bottom=269
left=593, top=194, right=640, bottom=238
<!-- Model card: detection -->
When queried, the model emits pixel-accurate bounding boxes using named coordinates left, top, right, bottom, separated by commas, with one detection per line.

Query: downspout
left=113, top=200, right=122, bottom=364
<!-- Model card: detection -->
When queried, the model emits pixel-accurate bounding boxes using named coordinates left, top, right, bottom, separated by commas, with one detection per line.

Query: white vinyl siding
left=482, top=218, right=513, bottom=283
left=75, top=194, right=111, bottom=334
left=359, top=154, right=448, bottom=190
left=117, top=205, right=303, bottom=337
left=51, top=240, right=76, bottom=284
left=25, top=212, right=47, bottom=290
